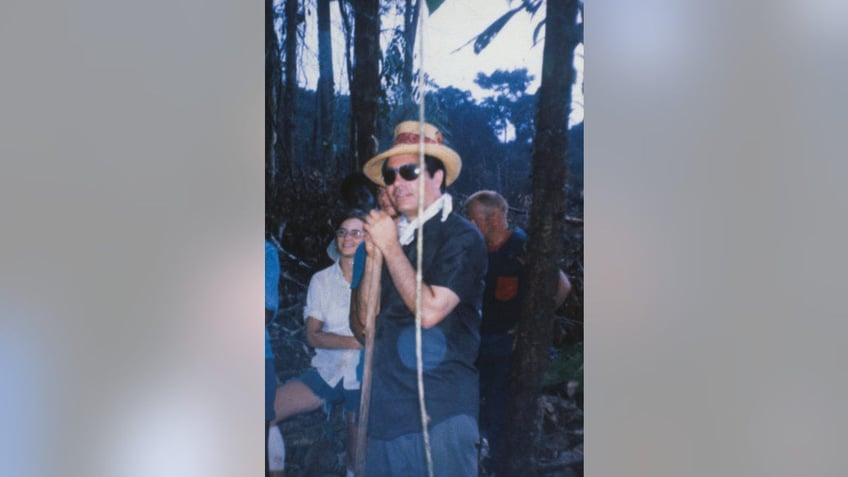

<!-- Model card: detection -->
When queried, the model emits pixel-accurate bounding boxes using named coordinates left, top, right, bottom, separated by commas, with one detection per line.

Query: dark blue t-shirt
left=480, top=227, right=527, bottom=336
left=368, top=212, right=487, bottom=440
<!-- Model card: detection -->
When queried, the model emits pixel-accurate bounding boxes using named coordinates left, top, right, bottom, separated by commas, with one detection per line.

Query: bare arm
left=364, top=209, right=459, bottom=329
left=305, top=316, right=362, bottom=350
left=380, top=240, right=460, bottom=328
left=554, top=269, right=572, bottom=309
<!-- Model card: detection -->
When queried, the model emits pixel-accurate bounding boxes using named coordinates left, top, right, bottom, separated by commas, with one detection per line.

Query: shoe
left=268, top=425, right=285, bottom=471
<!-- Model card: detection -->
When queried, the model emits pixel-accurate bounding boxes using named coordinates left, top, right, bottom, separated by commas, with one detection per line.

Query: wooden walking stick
left=354, top=247, right=382, bottom=477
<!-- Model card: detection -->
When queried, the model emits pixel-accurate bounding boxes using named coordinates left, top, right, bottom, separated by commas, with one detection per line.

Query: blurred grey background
left=0, top=1, right=263, bottom=476
left=1, top=0, right=846, bottom=476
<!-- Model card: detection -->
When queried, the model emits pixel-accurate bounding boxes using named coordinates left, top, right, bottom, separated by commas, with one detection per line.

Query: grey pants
left=365, top=413, right=479, bottom=476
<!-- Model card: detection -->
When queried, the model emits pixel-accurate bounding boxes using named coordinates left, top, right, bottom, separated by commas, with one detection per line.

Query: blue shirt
left=351, top=242, right=367, bottom=289
left=265, top=240, right=280, bottom=358
left=369, top=212, right=487, bottom=440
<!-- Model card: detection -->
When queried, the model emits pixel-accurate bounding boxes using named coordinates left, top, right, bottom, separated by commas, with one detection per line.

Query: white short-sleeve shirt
left=303, top=262, right=360, bottom=390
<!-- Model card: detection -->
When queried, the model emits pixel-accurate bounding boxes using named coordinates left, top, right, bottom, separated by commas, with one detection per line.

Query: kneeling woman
left=270, top=210, right=366, bottom=476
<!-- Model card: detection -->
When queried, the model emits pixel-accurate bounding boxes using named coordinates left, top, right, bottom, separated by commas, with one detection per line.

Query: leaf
left=522, top=0, right=545, bottom=16
left=532, top=18, right=546, bottom=47
left=425, top=0, right=445, bottom=14
left=472, top=5, right=524, bottom=54
left=542, top=342, right=583, bottom=387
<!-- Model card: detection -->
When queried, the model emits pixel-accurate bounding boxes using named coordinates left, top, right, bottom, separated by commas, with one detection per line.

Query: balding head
left=465, top=190, right=508, bottom=215
left=465, top=190, right=510, bottom=244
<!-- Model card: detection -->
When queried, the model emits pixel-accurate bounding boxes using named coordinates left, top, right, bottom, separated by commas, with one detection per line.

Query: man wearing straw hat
left=355, top=120, right=487, bottom=475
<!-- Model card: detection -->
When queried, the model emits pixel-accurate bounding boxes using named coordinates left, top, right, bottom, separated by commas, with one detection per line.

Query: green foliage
left=472, top=5, right=523, bottom=54
left=425, top=0, right=445, bottom=14
left=474, top=68, right=534, bottom=100
left=542, top=342, right=583, bottom=390
left=532, top=18, right=546, bottom=46
left=381, top=29, right=410, bottom=105
left=511, top=94, right=538, bottom=146
left=462, top=0, right=544, bottom=54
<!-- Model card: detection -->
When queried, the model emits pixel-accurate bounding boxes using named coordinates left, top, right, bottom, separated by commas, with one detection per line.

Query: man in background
left=464, top=190, right=571, bottom=476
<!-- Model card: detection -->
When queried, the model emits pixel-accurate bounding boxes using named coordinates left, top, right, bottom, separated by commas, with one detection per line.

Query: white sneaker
left=268, top=425, right=285, bottom=471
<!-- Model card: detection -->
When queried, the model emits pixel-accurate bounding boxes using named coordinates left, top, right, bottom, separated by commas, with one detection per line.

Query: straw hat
left=363, top=121, right=462, bottom=187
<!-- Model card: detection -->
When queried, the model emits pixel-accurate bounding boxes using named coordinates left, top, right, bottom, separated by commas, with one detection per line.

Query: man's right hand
left=364, top=209, right=397, bottom=256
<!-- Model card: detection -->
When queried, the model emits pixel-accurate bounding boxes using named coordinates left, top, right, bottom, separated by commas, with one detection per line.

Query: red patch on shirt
left=495, top=276, right=519, bottom=301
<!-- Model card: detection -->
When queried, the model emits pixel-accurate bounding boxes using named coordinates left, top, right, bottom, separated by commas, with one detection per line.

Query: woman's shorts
left=298, top=368, right=361, bottom=414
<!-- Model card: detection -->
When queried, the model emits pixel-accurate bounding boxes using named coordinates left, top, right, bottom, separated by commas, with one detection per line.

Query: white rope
left=414, top=1, right=434, bottom=476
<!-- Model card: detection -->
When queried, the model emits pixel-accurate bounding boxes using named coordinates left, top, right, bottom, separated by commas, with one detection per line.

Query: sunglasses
left=336, top=228, right=364, bottom=239
left=382, top=164, right=421, bottom=186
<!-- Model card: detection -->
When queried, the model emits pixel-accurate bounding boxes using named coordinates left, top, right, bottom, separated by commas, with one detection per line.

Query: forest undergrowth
left=267, top=174, right=583, bottom=476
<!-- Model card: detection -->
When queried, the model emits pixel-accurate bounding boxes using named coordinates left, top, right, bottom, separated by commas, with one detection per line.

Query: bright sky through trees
left=286, top=0, right=583, bottom=126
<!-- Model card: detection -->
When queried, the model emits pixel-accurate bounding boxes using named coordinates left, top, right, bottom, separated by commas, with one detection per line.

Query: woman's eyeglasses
left=382, top=164, right=420, bottom=186
left=336, top=228, right=364, bottom=239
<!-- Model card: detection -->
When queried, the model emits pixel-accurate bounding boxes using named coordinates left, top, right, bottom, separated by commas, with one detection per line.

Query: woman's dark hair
left=336, top=208, right=368, bottom=227
left=340, top=172, right=376, bottom=211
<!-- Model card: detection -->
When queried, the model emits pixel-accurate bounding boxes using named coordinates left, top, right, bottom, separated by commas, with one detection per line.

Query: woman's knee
left=274, top=381, right=322, bottom=420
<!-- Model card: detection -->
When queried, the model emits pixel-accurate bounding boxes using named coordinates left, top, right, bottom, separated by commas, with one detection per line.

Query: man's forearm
left=382, top=241, right=457, bottom=328
left=307, top=332, right=363, bottom=350
left=382, top=241, right=426, bottom=313
left=554, top=269, right=572, bottom=309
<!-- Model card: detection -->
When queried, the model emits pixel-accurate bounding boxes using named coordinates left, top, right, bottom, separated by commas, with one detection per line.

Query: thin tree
left=337, top=0, right=357, bottom=171
left=401, top=0, right=421, bottom=98
left=380, top=0, right=421, bottom=106
left=266, top=0, right=284, bottom=187
left=316, top=0, right=336, bottom=173
left=282, top=0, right=298, bottom=175
left=505, top=0, right=581, bottom=474
left=338, top=0, right=355, bottom=95
left=350, top=0, right=381, bottom=168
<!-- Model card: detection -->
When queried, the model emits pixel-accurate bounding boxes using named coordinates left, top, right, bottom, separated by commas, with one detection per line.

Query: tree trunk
left=401, top=0, right=421, bottom=100
left=282, top=0, right=298, bottom=175
left=350, top=0, right=381, bottom=169
left=316, top=0, right=336, bottom=174
left=338, top=0, right=355, bottom=92
left=265, top=0, right=283, bottom=187
left=505, top=0, right=580, bottom=475
left=338, top=0, right=356, bottom=171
